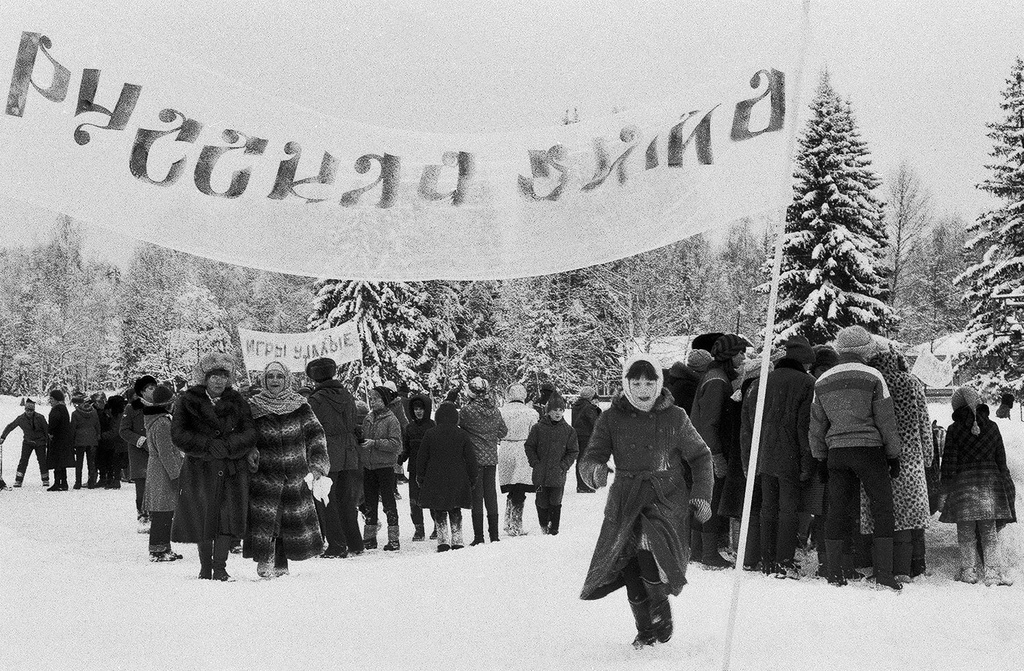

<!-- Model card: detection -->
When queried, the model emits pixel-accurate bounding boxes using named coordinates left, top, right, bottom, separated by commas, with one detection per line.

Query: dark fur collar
left=774, top=357, right=809, bottom=373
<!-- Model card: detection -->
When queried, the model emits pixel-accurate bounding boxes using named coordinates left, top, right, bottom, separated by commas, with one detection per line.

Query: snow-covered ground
left=2, top=397, right=1022, bottom=671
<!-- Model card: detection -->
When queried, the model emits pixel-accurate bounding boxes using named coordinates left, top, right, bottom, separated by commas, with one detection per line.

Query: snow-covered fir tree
left=774, top=71, right=893, bottom=344
left=958, top=57, right=1024, bottom=394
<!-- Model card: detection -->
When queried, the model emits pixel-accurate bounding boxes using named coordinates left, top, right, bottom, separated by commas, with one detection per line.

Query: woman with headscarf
left=861, top=346, right=933, bottom=582
left=579, top=355, right=714, bottom=649
left=243, top=361, right=331, bottom=578
left=689, top=333, right=750, bottom=568
left=171, top=352, right=258, bottom=581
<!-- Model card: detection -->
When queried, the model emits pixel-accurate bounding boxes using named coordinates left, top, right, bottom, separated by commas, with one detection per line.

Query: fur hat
left=545, top=392, right=567, bottom=413
left=133, top=375, right=158, bottom=397
left=691, top=333, right=725, bottom=352
left=711, top=334, right=752, bottom=362
left=951, top=386, right=982, bottom=435
left=833, top=326, right=879, bottom=360
left=195, top=352, right=235, bottom=385
left=152, top=384, right=174, bottom=406
left=784, top=335, right=816, bottom=366
left=812, top=345, right=839, bottom=374
left=467, top=376, right=490, bottom=398
left=577, top=386, right=597, bottom=401
left=49, top=389, right=65, bottom=403
left=372, top=386, right=395, bottom=407
left=507, top=384, right=528, bottom=403
left=686, top=349, right=714, bottom=373
left=305, top=357, right=337, bottom=383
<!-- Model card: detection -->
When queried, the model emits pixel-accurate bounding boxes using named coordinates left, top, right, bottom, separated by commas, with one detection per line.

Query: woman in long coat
left=861, top=347, right=933, bottom=581
left=579, top=355, right=714, bottom=650
left=417, top=402, right=478, bottom=551
left=498, top=384, right=537, bottom=536
left=243, top=361, right=330, bottom=579
left=142, top=384, right=184, bottom=562
left=46, top=389, right=74, bottom=491
left=171, top=352, right=257, bottom=581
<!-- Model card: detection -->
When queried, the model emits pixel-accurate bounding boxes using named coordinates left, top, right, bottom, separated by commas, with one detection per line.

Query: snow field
left=2, top=398, right=1023, bottom=670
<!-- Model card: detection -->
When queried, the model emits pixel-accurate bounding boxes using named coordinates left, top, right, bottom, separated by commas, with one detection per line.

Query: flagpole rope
left=721, top=2, right=812, bottom=670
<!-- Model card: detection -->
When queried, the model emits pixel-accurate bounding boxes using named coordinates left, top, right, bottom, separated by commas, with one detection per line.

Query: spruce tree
left=958, top=57, right=1024, bottom=393
left=774, top=71, right=893, bottom=344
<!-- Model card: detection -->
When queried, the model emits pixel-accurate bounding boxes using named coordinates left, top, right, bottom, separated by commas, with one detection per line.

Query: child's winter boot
left=363, top=523, right=378, bottom=550
left=412, top=524, right=425, bottom=541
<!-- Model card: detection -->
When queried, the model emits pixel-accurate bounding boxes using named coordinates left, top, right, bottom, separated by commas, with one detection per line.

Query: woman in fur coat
left=243, top=361, right=330, bottom=579
left=171, top=352, right=258, bottom=581
left=579, top=355, right=714, bottom=650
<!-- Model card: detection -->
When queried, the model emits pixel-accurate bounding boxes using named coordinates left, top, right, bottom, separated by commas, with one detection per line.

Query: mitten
left=690, top=498, right=712, bottom=524
left=712, top=453, right=728, bottom=479
left=246, top=449, right=259, bottom=472
left=581, top=462, right=609, bottom=490
left=887, top=457, right=900, bottom=479
left=311, top=476, right=332, bottom=506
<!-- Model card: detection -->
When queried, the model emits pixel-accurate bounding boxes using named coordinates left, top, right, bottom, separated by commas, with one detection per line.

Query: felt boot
left=412, top=524, right=425, bottom=542
left=871, top=537, right=902, bottom=591
left=363, top=523, right=378, bottom=550
left=504, top=499, right=515, bottom=536
left=383, top=525, right=400, bottom=551
left=537, top=505, right=551, bottom=535
left=451, top=517, right=465, bottom=550
left=628, top=597, right=656, bottom=649
left=436, top=515, right=451, bottom=552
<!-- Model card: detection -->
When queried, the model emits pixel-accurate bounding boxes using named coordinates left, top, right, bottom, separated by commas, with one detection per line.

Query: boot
left=893, top=530, right=913, bottom=582
left=429, top=527, right=438, bottom=540
left=383, top=525, right=400, bottom=551
left=537, top=505, right=550, bottom=535
left=436, top=515, right=451, bottom=552
left=512, top=502, right=527, bottom=536
left=274, top=538, right=289, bottom=576
left=211, top=535, right=233, bottom=581
left=257, top=560, right=275, bottom=579
left=649, top=594, right=673, bottom=644
left=548, top=506, right=562, bottom=536
left=363, top=523, right=378, bottom=550
left=41, top=472, right=50, bottom=488
left=488, top=514, right=501, bottom=542
left=504, top=499, right=515, bottom=536
left=628, top=597, right=656, bottom=649
left=871, top=537, right=902, bottom=591
left=412, top=524, right=425, bottom=542
left=700, top=532, right=732, bottom=569
left=14, top=472, right=24, bottom=487
left=198, top=540, right=213, bottom=580
left=824, top=540, right=846, bottom=586
left=451, top=517, right=465, bottom=550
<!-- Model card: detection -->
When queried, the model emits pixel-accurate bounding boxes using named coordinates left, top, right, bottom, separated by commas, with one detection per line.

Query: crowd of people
left=1, top=325, right=1018, bottom=649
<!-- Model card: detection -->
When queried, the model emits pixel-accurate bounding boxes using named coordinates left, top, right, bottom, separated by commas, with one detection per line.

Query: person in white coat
left=498, top=384, right=538, bottom=536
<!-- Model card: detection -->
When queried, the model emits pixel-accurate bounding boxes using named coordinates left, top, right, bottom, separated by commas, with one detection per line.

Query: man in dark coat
left=171, top=352, right=257, bottom=581
left=740, top=335, right=816, bottom=576
left=46, top=389, right=74, bottom=491
left=2, top=399, right=49, bottom=488
left=305, top=357, right=363, bottom=558
left=570, top=387, right=601, bottom=493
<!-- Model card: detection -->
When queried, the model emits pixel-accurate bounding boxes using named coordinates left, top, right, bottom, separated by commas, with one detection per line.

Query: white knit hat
left=833, top=326, right=879, bottom=360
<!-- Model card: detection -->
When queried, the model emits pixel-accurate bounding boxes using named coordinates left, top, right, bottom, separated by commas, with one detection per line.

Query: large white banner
left=0, top=3, right=800, bottom=280
left=238, top=322, right=362, bottom=374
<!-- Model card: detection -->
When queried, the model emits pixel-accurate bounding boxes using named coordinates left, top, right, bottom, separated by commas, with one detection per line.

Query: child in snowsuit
left=939, top=386, right=1016, bottom=586
left=524, top=393, right=578, bottom=535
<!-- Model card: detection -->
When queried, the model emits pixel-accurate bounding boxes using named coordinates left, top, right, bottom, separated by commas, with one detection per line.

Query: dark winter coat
left=142, top=408, right=183, bottom=513
left=119, top=399, right=150, bottom=480
left=46, top=404, right=74, bottom=469
left=416, top=403, right=478, bottom=510
left=307, top=380, right=360, bottom=472
left=70, top=405, right=101, bottom=447
left=719, top=378, right=751, bottom=518
left=740, top=358, right=815, bottom=479
left=665, top=362, right=702, bottom=414
left=570, top=398, right=601, bottom=453
left=170, top=386, right=257, bottom=542
left=459, top=397, right=508, bottom=467
left=403, top=394, right=435, bottom=482
left=579, top=389, right=714, bottom=601
left=940, top=405, right=1016, bottom=526
left=2, top=411, right=48, bottom=447
left=244, top=403, right=329, bottom=563
left=97, top=406, right=118, bottom=455
left=360, top=407, right=402, bottom=470
left=689, top=367, right=734, bottom=459
left=525, top=416, right=579, bottom=488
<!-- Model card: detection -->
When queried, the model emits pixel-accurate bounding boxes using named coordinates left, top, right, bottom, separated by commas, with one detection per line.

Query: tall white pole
left=721, top=2, right=812, bottom=670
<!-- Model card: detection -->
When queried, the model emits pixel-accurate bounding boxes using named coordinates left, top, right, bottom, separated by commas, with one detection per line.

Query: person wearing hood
left=69, top=394, right=102, bottom=490
left=171, top=352, right=258, bottom=581
left=689, top=333, right=750, bottom=569
left=862, top=347, right=934, bottom=583
left=361, top=385, right=403, bottom=551
left=938, top=387, right=1015, bottom=586
left=2, top=398, right=49, bottom=488
left=525, top=393, right=578, bottom=535
left=740, top=335, right=816, bottom=577
left=571, top=387, right=602, bottom=493
left=498, top=383, right=538, bottom=536
left=417, top=402, right=478, bottom=551
left=142, top=384, right=184, bottom=562
left=305, top=358, right=363, bottom=558
left=578, top=355, right=714, bottom=650
left=46, top=389, right=74, bottom=491
left=121, top=375, right=157, bottom=531
left=459, top=376, right=509, bottom=545
left=809, top=326, right=902, bottom=590
left=403, top=393, right=436, bottom=541
left=243, top=361, right=330, bottom=579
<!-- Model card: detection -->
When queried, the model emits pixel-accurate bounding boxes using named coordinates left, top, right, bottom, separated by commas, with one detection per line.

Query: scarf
left=622, top=353, right=663, bottom=413
left=250, top=361, right=307, bottom=419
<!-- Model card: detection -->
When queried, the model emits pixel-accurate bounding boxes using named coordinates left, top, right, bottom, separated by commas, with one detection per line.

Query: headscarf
left=951, top=385, right=982, bottom=436
left=249, top=361, right=307, bottom=419
left=622, top=353, right=663, bottom=413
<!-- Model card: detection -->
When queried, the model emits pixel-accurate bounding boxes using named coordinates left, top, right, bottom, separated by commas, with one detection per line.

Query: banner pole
left=721, top=2, right=812, bottom=670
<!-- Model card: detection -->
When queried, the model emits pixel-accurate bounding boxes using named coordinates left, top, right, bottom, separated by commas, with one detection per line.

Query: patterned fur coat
left=243, top=403, right=330, bottom=563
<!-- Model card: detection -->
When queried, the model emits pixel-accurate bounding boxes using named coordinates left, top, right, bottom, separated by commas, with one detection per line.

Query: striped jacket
left=809, top=355, right=900, bottom=460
